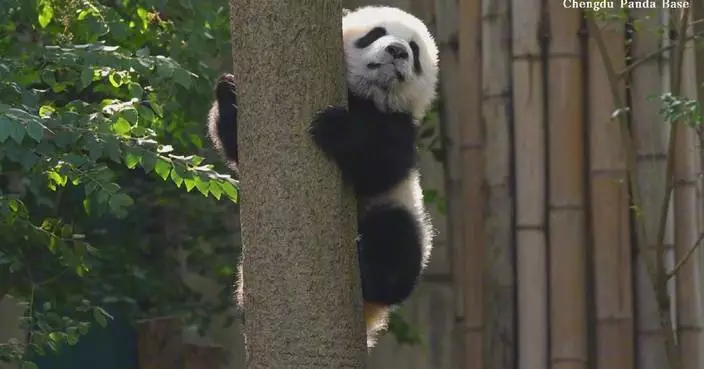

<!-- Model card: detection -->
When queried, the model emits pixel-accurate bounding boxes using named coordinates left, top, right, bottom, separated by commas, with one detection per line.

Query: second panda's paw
left=215, top=73, right=237, bottom=102
left=357, top=205, right=423, bottom=305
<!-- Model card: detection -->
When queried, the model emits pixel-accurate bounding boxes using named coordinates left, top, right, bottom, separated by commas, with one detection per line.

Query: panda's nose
left=385, top=43, right=409, bottom=59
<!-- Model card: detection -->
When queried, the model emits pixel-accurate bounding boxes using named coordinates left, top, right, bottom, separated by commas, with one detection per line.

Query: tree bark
left=226, top=1, right=367, bottom=368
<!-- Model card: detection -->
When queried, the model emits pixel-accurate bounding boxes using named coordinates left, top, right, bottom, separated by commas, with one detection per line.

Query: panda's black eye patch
left=409, top=41, right=422, bottom=74
left=355, top=27, right=387, bottom=48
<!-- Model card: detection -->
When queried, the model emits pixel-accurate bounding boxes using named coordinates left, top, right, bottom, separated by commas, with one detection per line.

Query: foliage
left=0, top=0, right=239, bottom=365
left=658, top=92, right=703, bottom=127
left=417, top=99, right=447, bottom=217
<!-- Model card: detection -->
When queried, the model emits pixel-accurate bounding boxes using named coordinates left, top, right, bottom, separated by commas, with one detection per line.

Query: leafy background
left=0, top=0, right=239, bottom=366
left=0, top=0, right=443, bottom=367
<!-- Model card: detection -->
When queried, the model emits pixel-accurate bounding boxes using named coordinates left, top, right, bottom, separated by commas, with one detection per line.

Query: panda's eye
left=409, top=41, right=422, bottom=74
left=355, top=27, right=387, bottom=48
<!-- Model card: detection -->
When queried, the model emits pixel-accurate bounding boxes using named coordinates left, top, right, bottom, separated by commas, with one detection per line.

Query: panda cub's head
left=342, top=6, right=439, bottom=120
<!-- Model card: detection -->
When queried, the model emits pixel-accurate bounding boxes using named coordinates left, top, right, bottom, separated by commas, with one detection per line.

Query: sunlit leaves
left=0, top=0, right=238, bottom=364
left=659, top=92, right=703, bottom=127
left=37, top=0, right=54, bottom=28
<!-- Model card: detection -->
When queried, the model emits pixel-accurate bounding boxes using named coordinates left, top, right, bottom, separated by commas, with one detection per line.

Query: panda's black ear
left=342, top=8, right=351, bottom=16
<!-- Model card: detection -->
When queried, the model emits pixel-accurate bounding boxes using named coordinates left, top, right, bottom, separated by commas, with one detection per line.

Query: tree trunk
left=226, top=1, right=366, bottom=368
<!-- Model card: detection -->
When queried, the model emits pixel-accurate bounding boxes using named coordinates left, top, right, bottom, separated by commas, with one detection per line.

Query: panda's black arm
left=309, top=105, right=363, bottom=183
left=309, top=103, right=417, bottom=197
left=212, top=74, right=239, bottom=164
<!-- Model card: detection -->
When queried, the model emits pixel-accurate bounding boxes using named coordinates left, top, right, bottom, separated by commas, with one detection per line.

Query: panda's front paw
left=309, top=105, right=352, bottom=157
left=215, top=73, right=237, bottom=102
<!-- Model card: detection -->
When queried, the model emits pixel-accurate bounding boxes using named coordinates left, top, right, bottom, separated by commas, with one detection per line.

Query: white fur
left=342, top=6, right=439, bottom=121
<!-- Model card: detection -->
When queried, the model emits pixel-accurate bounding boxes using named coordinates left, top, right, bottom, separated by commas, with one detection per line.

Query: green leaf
left=140, top=151, right=157, bottom=173
left=189, top=134, right=203, bottom=148
left=25, top=119, right=45, bottom=142
left=154, top=158, right=171, bottom=180
left=138, top=105, right=155, bottom=122
left=108, top=72, right=123, bottom=87
left=82, top=198, right=91, bottom=214
left=22, top=361, right=39, bottom=369
left=19, top=151, right=38, bottom=171
left=38, top=105, right=56, bottom=118
left=184, top=178, right=196, bottom=192
left=423, top=189, right=438, bottom=204
left=9, top=121, right=25, bottom=144
left=103, top=137, right=122, bottom=163
left=80, top=68, right=93, bottom=89
left=37, top=0, right=54, bottom=28
left=41, top=69, right=56, bottom=86
left=47, top=171, right=68, bottom=187
left=124, top=150, right=140, bottom=169
left=170, top=165, right=185, bottom=187
left=109, top=193, right=134, bottom=212
left=112, top=117, right=131, bottom=135
left=84, top=135, right=103, bottom=160
left=219, top=181, right=239, bottom=203
left=0, top=116, right=10, bottom=142
left=209, top=181, right=222, bottom=200
left=194, top=176, right=210, bottom=196
left=128, top=83, right=144, bottom=99
left=93, top=308, right=108, bottom=327
left=121, top=108, right=138, bottom=124
left=174, top=68, right=193, bottom=89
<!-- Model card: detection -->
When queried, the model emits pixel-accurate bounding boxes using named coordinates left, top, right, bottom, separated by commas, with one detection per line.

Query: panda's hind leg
left=357, top=204, right=423, bottom=306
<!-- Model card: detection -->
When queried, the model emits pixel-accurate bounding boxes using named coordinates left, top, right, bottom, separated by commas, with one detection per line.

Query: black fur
left=213, top=74, right=239, bottom=164
left=354, top=27, right=388, bottom=48
left=357, top=205, right=422, bottom=305
left=309, top=93, right=417, bottom=197
left=210, top=73, right=423, bottom=309
left=409, top=41, right=422, bottom=74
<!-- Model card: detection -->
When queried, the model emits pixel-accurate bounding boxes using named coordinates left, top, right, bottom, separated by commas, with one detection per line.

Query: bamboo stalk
left=586, top=15, right=634, bottom=369
left=482, top=0, right=515, bottom=368
left=546, top=4, right=587, bottom=369
left=672, top=9, right=703, bottom=369
left=433, top=0, right=464, bottom=365
left=458, top=0, right=485, bottom=367
left=629, top=7, right=672, bottom=369
left=661, top=11, right=678, bottom=358
left=511, top=0, right=548, bottom=368
left=693, top=1, right=704, bottom=359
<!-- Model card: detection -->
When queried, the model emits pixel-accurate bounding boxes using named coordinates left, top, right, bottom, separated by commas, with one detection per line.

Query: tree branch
left=667, top=231, right=704, bottom=280
left=617, top=30, right=704, bottom=80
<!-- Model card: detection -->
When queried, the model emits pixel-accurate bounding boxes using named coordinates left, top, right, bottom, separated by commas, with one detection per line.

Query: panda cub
left=207, top=6, right=439, bottom=348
